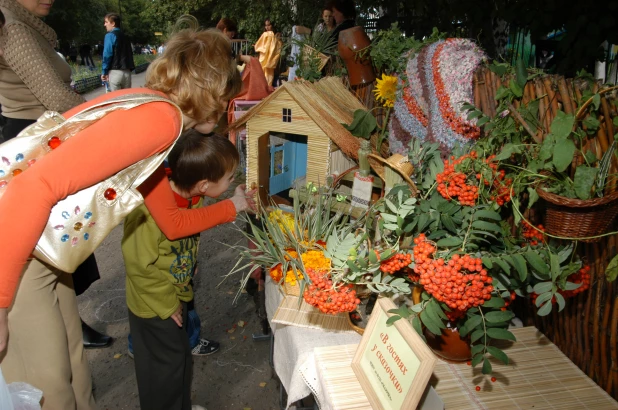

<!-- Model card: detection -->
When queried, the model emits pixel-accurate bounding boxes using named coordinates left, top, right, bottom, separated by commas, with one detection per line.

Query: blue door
left=269, top=136, right=308, bottom=195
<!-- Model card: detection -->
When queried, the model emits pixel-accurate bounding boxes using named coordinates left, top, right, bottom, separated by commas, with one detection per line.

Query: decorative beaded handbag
left=0, top=94, right=183, bottom=273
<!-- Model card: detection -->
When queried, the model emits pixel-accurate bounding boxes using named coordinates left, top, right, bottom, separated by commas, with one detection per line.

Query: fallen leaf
left=230, top=336, right=236, bottom=340
left=113, top=353, right=122, bottom=359
left=243, top=335, right=248, bottom=340
left=227, top=291, right=233, bottom=295
left=259, top=382, right=267, bottom=388
left=227, top=328, right=236, bottom=334
left=237, top=320, right=246, bottom=327
left=243, top=408, right=252, bottom=410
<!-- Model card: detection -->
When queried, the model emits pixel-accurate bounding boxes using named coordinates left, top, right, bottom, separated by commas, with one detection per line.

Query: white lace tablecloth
left=266, top=277, right=362, bottom=409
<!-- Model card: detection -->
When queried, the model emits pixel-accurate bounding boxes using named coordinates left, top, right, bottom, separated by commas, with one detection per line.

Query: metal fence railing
left=231, top=39, right=253, bottom=56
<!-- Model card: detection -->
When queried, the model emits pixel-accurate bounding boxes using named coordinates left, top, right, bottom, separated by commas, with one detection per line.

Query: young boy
left=122, top=131, right=243, bottom=410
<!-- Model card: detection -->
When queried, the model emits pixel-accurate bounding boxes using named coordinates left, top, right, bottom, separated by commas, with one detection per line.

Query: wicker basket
left=536, top=187, right=618, bottom=242
left=303, top=45, right=329, bottom=72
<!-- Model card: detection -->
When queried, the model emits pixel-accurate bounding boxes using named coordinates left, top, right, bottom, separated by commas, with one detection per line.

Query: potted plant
left=290, top=28, right=337, bottom=81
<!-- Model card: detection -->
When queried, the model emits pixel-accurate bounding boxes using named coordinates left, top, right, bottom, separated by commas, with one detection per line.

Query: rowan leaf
left=487, top=346, right=509, bottom=364
left=482, top=358, right=493, bottom=374
left=486, top=328, right=516, bottom=342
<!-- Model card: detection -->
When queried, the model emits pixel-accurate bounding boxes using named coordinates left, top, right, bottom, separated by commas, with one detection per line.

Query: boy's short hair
left=105, top=13, right=121, bottom=27
left=216, top=18, right=238, bottom=34
left=168, top=130, right=240, bottom=192
left=145, top=28, right=242, bottom=125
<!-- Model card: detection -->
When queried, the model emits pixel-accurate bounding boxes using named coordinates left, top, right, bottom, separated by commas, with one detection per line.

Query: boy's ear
left=196, top=179, right=210, bottom=194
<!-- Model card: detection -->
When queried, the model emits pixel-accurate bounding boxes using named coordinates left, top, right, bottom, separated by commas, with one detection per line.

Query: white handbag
left=0, top=94, right=183, bottom=272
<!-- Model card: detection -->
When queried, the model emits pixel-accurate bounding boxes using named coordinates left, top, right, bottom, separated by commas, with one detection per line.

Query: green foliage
left=369, top=23, right=424, bottom=75
left=607, top=255, right=618, bottom=283
left=341, top=109, right=378, bottom=139
left=481, top=71, right=617, bottom=202
left=375, top=187, right=417, bottom=241
left=291, top=29, right=336, bottom=82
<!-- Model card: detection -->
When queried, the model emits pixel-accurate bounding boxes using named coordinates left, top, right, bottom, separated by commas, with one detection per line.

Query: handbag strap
left=36, top=93, right=183, bottom=149
left=63, top=93, right=182, bottom=123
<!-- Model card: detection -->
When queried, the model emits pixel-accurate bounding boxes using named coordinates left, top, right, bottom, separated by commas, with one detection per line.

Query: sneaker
left=191, top=405, right=206, bottom=410
left=127, top=348, right=134, bottom=359
left=191, top=338, right=220, bottom=356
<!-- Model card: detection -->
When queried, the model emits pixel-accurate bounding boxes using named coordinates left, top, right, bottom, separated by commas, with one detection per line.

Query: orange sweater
left=0, top=88, right=237, bottom=308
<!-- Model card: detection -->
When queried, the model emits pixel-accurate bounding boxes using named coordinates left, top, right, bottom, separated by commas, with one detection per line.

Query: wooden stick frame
left=351, top=297, right=437, bottom=410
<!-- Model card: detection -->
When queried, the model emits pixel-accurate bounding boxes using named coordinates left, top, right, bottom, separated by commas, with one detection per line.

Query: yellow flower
left=285, top=269, right=303, bottom=286
left=268, top=209, right=295, bottom=234
left=301, top=250, right=331, bottom=272
left=373, top=74, right=397, bottom=108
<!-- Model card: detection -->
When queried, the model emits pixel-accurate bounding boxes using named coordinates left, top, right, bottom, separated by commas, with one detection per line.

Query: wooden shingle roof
left=229, top=77, right=367, bottom=160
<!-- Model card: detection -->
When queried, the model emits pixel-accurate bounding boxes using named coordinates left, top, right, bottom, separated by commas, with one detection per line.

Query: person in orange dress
left=254, top=18, right=282, bottom=86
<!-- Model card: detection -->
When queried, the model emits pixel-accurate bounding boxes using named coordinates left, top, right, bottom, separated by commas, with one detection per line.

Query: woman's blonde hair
left=145, top=18, right=241, bottom=124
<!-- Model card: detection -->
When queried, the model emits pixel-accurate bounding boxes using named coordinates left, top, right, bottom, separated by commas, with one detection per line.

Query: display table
left=312, top=327, right=618, bottom=409
left=265, top=277, right=361, bottom=409
left=266, top=278, right=618, bottom=409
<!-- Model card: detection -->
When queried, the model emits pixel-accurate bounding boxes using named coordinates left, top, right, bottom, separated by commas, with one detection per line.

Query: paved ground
left=80, top=74, right=284, bottom=410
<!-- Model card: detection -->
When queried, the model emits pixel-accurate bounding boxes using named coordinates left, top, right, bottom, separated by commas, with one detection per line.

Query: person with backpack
left=0, top=20, right=255, bottom=410
left=101, top=12, right=135, bottom=91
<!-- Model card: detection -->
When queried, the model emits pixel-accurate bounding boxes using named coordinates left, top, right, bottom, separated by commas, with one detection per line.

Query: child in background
left=122, top=131, right=242, bottom=410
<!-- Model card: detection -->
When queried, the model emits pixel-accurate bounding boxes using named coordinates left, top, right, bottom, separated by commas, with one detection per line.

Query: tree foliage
left=45, top=0, right=618, bottom=75
left=354, top=0, right=618, bottom=75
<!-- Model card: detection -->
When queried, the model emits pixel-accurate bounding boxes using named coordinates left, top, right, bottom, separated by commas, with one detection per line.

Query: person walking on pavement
left=101, top=12, right=135, bottom=91
left=79, top=43, right=95, bottom=69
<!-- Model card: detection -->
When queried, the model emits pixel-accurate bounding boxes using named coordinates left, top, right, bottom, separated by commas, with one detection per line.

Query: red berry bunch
left=436, top=153, right=479, bottom=206
left=522, top=221, right=545, bottom=246
left=303, top=268, right=361, bottom=315
left=531, top=265, right=591, bottom=306
left=380, top=253, right=413, bottom=274
left=561, top=265, right=591, bottom=298
left=418, top=254, right=493, bottom=312
left=413, top=234, right=493, bottom=317
left=406, top=267, right=420, bottom=283
left=413, top=233, right=437, bottom=265
left=500, top=291, right=517, bottom=311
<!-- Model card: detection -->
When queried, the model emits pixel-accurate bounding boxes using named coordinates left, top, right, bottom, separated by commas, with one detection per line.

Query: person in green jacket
left=122, top=130, right=247, bottom=410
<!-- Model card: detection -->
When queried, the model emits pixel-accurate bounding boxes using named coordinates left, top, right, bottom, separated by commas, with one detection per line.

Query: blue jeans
left=128, top=308, right=201, bottom=352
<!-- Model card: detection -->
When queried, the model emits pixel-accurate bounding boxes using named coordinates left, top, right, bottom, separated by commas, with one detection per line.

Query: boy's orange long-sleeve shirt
left=0, top=88, right=237, bottom=308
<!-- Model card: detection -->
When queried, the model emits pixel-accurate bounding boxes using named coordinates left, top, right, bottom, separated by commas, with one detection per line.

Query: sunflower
left=373, top=74, right=398, bottom=108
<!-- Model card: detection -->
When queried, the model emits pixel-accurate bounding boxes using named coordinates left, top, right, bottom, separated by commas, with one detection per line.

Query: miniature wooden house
left=229, top=77, right=367, bottom=203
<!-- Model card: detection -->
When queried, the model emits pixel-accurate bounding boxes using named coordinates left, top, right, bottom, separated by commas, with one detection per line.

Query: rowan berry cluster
left=303, top=268, right=361, bottom=315
left=500, top=291, right=517, bottom=311
left=406, top=267, right=420, bottom=283
left=436, top=153, right=479, bottom=206
left=531, top=265, right=591, bottom=306
left=413, top=234, right=493, bottom=316
left=380, top=253, right=412, bottom=274
left=522, top=221, right=545, bottom=246
left=561, top=265, right=591, bottom=298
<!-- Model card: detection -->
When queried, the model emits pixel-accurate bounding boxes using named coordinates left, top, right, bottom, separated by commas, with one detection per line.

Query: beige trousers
left=1, top=259, right=97, bottom=410
left=108, top=69, right=132, bottom=91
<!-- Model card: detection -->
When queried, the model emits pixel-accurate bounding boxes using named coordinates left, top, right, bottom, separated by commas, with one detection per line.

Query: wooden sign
left=352, top=297, right=437, bottom=410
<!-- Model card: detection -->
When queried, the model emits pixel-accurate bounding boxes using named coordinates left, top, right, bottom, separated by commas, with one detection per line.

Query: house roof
left=229, top=77, right=367, bottom=160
